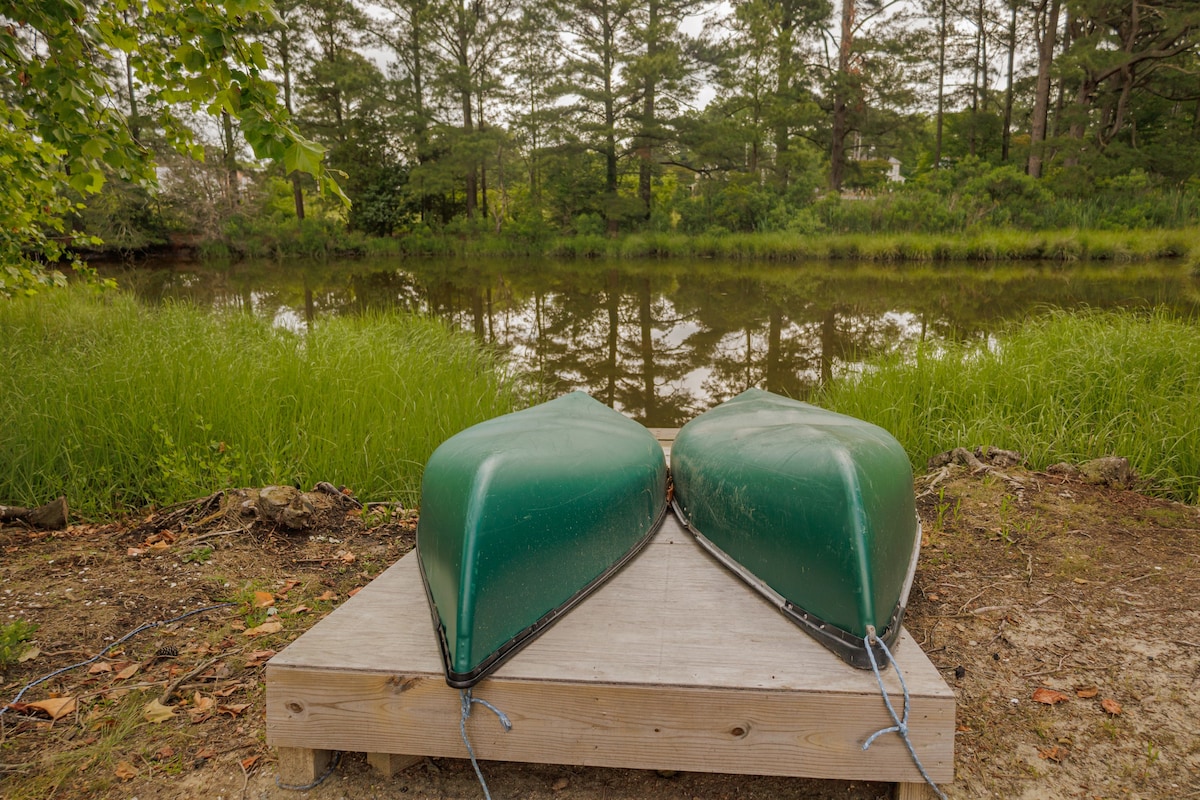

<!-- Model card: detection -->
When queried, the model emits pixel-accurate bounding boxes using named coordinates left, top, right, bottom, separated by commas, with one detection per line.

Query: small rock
left=1079, top=456, right=1132, bottom=487
left=256, top=485, right=316, bottom=530
left=1046, top=462, right=1081, bottom=477
left=552, top=776, right=569, bottom=791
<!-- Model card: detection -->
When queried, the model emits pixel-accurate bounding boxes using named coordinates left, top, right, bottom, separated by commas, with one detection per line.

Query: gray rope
left=1, top=602, right=234, bottom=717
left=459, top=688, right=512, bottom=800
left=861, top=627, right=948, bottom=800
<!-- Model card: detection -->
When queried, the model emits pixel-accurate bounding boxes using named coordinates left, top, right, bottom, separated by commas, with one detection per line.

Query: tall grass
left=0, top=289, right=533, bottom=516
left=821, top=309, right=1200, bottom=503
left=537, top=228, right=1198, bottom=263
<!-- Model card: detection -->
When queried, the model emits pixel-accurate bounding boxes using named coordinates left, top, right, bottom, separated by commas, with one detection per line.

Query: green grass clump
left=821, top=308, right=1200, bottom=503
left=0, top=620, right=38, bottom=668
left=0, top=288, right=532, bottom=516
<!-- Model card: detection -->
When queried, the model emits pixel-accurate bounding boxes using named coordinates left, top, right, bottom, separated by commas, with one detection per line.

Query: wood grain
left=267, top=519, right=954, bottom=783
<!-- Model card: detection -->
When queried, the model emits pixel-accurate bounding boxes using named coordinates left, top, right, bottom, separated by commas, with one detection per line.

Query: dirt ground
left=2, top=459, right=1198, bottom=800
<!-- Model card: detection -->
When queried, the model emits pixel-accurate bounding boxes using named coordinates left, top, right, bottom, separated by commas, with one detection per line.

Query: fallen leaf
left=219, top=703, right=251, bottom=717
left=18, top=646, right=40, bottom=662
left=154, top=745, right=176, bottom=760
left=338, top=550, right=356, bottom=564
left=1101, top=698, right=1123, bottom=715
left=289, top=605, right=310, bottom=615
left=114, top=662, right=139, bottom=681
left=195, top=746, right=217, bottom=761
left=114, top=760, right=139, bottom=781
left=241, top=754, right=262, bottom=772
left=552, top=776, right=570, bottom=791
left=348, top=586, right=363, bottom=597
left=278, top=579, right=302, bottom=595
left=228, top=620, right=246, bottom=631
left=315, top=590, right=337, bottom=602
left=126, top=547, right=145, bottom=557
left=245, top=649, right=276, bottom=667
left=1038, top=745, right=1066, bottom=762
left=1075, top=686, right=1099, bottom=699
left=253, top=591, right=275, bottom=608
left=191, top=692, right=215, bottom=713
left=27, top=696, right=77, bottom=720
left=244, top=619, right=282, bottom=638
left=1032, top=687, right=1069, bottom=705
left=214, top=683, right=245, bottom=697
left=88, top=661, right=113, bottom=674
left=147, top=540, right=170, bottom=551
left=143, top=698, right=176, bottom=723
left=1073, top=577, right=1089, bottom=584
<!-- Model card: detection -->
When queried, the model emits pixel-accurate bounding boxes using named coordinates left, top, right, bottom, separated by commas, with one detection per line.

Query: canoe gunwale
left=671, top=500, right=912, bottom=670
left=420, top=500, right=672, bottom=689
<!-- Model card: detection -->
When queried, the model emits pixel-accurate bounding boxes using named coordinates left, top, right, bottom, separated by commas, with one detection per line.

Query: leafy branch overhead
left=0, top=0, right=344, bottom=296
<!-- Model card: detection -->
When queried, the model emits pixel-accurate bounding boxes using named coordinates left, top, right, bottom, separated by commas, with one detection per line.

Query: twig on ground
left=159, top=656, right=222, bottom=706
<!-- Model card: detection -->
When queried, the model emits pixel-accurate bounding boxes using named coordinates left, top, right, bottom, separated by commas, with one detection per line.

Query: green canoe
left=670, top=388, right=920, bottom=668
left=417, top=392, right=669, bottom=687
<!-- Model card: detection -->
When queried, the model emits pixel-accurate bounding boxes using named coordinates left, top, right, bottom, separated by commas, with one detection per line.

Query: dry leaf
left=17, top=646, right=40, bottom=662
left=289, top=605, right=310, bottom=615
left=244, top=619, right=282, bottom=638
left=229, top=620, right=246, bottom=631
left=219, top=703, right=251, bottom=717
left=241, top=754, right=262, bottom=772
left=27, top=696, right=77, bottom=720
left=114, top=663, right=139, bottom=681
left=88, top=662, right=113, bottom=674
left=1075, top=686, right=1099, bottom=698
left=1038, top=746, right=1066, bottom=762
left=253, top=591, right=275, bottom=608
left=143, top=698, right=176, bottom=723
left=195, top=746, right=217, bottom=761
left=552, top=776, right=570, bottom=791
left=126, top=547, right=145, bottom=557
left=114, top=760, right=139, bottom=781
left=278, top=579, right=302, bottom=595
left=1032, top=687, right=1069, bottom=705
left=348, top=586, right=363, bottom=597
left=337, top=550, right=356, bottom=564
left=191, top=692, right=215, bottom=713
left=154, top=745, right=175, bottom=761
left=315, top=590, right=337, bottom=602
left=245, top=649, right=276, bottom=668
left=1101, top=698, right=1123, bottom=715
left=147, top=540, right=170, bottom=551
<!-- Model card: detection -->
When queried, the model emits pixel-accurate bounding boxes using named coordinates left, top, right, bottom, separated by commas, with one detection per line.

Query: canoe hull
left=671, top=388, right=920, bottom=668
left=417, top=392, right=668, bottom=687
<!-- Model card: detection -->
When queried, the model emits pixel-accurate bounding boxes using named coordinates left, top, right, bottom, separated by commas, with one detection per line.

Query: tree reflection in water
left=113, top=258, right=1200, bottom=428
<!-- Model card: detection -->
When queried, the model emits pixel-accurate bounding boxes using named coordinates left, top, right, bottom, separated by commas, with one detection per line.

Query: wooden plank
left=276, top=746, right=333, bottom=787
left=894, top=782, right=935, bottom=800
left=267, top=515, right=954, bottom=784
left=366, top=752, right=420, bottom=777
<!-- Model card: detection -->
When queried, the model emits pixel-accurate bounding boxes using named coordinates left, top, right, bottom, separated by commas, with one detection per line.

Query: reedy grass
left=821, top=308, right=1200, bottom=503
left=537, top=228, right=1198, bottom=263
left=0, top=288, right=532, bottom=517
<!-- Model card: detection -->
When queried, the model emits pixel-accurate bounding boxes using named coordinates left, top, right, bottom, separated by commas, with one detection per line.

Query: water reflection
left=107, top=258, right=1200, bottom=427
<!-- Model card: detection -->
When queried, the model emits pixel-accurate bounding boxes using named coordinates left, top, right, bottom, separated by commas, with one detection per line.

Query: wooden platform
left=266, top=511, right=955, bottom=798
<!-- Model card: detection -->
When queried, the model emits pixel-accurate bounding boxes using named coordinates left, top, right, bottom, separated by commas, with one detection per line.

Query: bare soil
left=2, top=464, right=1198, bottom=800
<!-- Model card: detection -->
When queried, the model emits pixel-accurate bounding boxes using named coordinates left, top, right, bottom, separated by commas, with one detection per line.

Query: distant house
left=887, top=157, right=905, bottom=184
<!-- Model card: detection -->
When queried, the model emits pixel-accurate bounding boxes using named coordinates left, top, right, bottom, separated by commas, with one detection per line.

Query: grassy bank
left=187, top=220, right=1200, bottom=265
left=822, top=309, right=1200, bottom=503
left=544, top=228, right=1200, bottom=263
left=0, top=289, right=532, bottom=517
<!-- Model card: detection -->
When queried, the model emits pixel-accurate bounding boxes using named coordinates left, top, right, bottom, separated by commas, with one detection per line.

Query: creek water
left=105, top=257, right=1200, bottom=427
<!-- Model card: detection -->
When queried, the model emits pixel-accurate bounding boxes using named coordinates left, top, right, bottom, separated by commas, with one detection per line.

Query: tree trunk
left=222, top=110, right=239, bottom=205
left=638, top=0, right=659, bottom=219
left=279, top=29, right=304, bottom=220
left=1027, top=0, right=1061, bottom=178
left=935, top=0, right=947, bottom=166
left=774, top=1, right=794, bottom=189
left=1001, top=1, right=1017, bottom=162
left=829, top=0, right=855, bottom=191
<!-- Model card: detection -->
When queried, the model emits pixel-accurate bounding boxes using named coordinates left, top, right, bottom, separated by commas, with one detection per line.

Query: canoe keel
left=417, top=392, right=669, bottom=687
left=671, top=389, right=921, bottom=670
